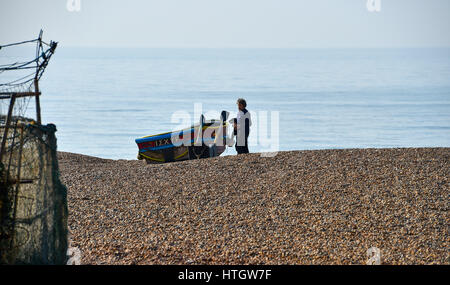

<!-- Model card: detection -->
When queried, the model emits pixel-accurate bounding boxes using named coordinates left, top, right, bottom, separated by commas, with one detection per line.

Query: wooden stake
left=0, top=95, right=16, bottom=163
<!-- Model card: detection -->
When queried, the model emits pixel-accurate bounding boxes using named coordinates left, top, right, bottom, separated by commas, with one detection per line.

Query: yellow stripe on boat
left=139, top=153, right=165, bottom=162
left=139, top=149, right=188, bottom=162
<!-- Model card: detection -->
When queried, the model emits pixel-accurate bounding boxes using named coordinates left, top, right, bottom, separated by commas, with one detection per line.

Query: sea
left=1, top=47, right=450, bottom=159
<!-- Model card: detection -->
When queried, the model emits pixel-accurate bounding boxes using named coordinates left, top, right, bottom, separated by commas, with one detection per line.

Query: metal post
left=10, top=125, right=24, bottom=250
left=34, top=79, right=41, bottom=124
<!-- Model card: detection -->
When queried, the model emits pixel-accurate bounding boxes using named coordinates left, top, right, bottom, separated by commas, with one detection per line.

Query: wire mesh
left=0, top=31, right=67, bottom=264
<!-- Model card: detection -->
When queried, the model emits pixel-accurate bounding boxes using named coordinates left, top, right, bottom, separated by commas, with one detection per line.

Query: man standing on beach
left=234, top=98, right=252, bottom=154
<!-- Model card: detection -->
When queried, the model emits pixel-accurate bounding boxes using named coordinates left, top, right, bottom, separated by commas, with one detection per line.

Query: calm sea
left=2, top=47, right=450, bottom=159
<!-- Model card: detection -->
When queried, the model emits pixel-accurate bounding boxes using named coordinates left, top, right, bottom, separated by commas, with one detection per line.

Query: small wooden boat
left=135, top=111, right=231, bottom=163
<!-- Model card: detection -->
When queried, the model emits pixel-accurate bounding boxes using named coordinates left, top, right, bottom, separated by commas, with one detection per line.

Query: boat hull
left=135, top=120, right=228, bottom=164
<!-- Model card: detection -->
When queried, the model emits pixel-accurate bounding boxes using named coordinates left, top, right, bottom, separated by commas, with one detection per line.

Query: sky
left=0, top=0, right=449, bottom=48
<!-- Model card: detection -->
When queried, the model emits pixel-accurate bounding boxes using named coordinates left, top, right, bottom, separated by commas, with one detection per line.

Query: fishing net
left=0, top=120, right=68, bottom=264
left=0, top=31, right=68, bottom=264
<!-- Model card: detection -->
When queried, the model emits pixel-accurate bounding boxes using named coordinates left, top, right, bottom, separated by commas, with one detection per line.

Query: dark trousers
left=235, top=136, right=249, bottom=154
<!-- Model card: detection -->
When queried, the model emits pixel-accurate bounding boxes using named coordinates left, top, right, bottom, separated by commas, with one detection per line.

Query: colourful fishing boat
left=135, top=111, right=232, bottom=163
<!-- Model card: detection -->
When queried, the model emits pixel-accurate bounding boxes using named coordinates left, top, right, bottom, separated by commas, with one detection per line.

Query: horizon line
left=56, top=45, right=450, bottom=49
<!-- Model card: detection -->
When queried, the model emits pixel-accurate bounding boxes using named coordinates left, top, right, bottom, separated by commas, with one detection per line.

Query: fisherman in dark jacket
left=234, top=98, right=252, bottom=154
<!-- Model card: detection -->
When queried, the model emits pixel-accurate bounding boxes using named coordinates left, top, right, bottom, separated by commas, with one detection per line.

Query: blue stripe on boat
left=138, top=136, right=227, bottom=152
left=135, top=128, right=195, bottom=144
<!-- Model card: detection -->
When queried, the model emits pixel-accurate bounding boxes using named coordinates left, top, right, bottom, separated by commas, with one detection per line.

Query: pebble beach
left=58, top=148, right=449, bottom=265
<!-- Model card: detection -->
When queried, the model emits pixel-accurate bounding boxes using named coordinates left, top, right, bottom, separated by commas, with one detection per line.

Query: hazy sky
left=1, top=0, right=449, bottom=48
